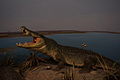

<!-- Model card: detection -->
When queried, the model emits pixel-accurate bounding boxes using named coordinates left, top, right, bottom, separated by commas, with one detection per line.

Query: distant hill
left=0, top=30, right=120, bottom=38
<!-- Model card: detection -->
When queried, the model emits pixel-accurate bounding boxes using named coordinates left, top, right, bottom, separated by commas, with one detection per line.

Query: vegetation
left=63, top=65, right=75, bottom=80
left=19, top=52, right=47, bottom=74
left=97, top=56, right=120, bottom=80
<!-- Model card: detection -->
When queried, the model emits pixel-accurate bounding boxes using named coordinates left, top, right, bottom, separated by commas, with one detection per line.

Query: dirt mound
left=0, top=66, right=24, bottom=80
left=24, top=64, right=119, bottom=80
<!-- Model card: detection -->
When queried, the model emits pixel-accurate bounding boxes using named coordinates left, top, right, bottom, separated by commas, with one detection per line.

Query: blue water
left=0, top=33, right=120, bottom=63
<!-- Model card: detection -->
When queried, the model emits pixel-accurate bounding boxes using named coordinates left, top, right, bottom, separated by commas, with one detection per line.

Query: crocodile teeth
left=16, top=43, right=22, bottom=45
left=16, top=43, right=20, bottom=45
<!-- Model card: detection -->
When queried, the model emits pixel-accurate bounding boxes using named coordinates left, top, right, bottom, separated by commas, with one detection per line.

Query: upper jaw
left=20, top=26, right=45, bottom=39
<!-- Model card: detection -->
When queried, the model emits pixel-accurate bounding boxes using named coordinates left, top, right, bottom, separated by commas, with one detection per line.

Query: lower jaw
left=17, top=43, right=38, bottom=47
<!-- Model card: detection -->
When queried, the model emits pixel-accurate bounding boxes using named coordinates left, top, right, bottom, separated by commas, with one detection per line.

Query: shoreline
left=0, top=30, right=120, bottom=38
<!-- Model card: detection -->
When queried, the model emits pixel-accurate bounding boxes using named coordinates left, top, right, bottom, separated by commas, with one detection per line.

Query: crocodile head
left=16, top=26, right=58, bottom=53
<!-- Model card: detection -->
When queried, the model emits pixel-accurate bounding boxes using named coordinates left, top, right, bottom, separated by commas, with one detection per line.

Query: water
left=0, top=33, right=120, bottom=63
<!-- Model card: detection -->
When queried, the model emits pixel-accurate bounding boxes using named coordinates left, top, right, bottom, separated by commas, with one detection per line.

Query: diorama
left=0, top=0, right=120, bottom=80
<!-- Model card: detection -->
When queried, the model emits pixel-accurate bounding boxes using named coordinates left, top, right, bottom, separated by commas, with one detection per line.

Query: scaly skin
left=16, top=26, right=120, bottom=72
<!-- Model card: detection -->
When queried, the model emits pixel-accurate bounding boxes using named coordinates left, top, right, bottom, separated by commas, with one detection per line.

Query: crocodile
left=16, top=26, right=120, bottom=72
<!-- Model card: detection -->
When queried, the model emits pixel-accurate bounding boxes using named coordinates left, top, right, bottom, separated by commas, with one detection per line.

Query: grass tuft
left=63, top=62, right=75, bottom=80
left=97, top=56, right=120, bottom=80
left=18, top=52, right=47, bottom=76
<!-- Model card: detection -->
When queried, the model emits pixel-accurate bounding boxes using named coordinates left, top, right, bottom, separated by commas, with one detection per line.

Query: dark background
left=0, top=0, right=120, bottom=32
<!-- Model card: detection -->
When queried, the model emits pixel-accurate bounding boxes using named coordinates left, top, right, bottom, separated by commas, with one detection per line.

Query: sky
left=0, top=0, right=120, bottom=32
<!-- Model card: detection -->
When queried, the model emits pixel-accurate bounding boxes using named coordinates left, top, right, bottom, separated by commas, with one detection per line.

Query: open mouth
left=16, top=37, right=42, bottom=47
left=16, top=26, right=42, bottom=47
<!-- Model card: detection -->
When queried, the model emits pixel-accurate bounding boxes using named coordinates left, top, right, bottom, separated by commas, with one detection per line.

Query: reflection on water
left=0, top=33, right=120, bottom=63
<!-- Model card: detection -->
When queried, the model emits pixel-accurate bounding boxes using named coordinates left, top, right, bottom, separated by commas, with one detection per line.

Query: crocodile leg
left=79, top=58, right=96, bottom=73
